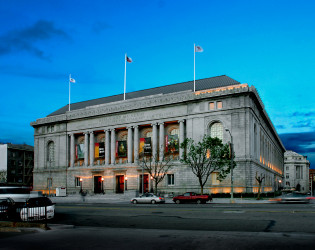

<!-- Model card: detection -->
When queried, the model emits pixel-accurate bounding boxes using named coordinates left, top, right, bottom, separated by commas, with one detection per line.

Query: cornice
left=31, top=85, right=251, bottom=126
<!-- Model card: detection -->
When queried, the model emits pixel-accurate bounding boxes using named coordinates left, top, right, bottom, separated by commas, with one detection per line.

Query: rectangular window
left=286, top=166, right=289, bottom=171
left=167, top=174, right=174, bottom=186
left=217, top=101, right=223, bottom=109
left=75, top=177, right=81, bottom=187
left=286, top=174, right=289, bottom=179
left=209, top=102, right=215, bottom=110
left=296, top=166, right=302, bottom=179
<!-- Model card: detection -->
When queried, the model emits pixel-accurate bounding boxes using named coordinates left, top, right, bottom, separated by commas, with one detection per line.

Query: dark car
left=0, top=197, right=16, bottom=219
left=20, top=197, right=55, bottom=221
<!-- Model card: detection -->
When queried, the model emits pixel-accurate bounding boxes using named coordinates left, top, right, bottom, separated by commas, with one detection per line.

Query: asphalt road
left=1, top=203, right=315, bottom=249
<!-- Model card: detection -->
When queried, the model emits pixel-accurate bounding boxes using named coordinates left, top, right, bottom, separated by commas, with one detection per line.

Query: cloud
left=92, top=21, right=110, bottom=34
left=292, top=120, right=314, bottom=128
left=279, top=131, right=315, bottom=154
left=0, top=20, right=69, bottom=60
left=275, top=125, right=286, bottom=129
left=292, top=111, right=315, bottom=117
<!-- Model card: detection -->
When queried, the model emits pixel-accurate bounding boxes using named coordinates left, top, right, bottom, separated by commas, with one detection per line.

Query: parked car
left=0, top=197, right=16, bottom=219
left=131, top=193, right=165, bottom=204
left=173, top=192, right=212, bottom=204
left=20, top=197, right=55, bottom=221
left=270, top=192, right=310, bottom=204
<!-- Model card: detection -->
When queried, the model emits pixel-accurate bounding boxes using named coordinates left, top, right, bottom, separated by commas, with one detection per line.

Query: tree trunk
left=257, top=184, right=261, bottom=200
left=155, top=181, right=158, bottom=195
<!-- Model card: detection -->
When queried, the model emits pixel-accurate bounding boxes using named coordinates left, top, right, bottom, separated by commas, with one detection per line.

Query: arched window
left=47, top=141, right=54, bottom=162
left=210, top=122, right=223, bottom=141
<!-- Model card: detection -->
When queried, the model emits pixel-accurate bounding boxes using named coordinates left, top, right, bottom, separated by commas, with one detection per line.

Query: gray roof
left=48, top=75, right=240, bottom=117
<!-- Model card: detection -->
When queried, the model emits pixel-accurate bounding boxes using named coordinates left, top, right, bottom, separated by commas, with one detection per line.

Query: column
left=70, top=133, right=75, bottom=167
left=84, top=132, right=89, bottom=167
left=89, top=131, right=94, bottom=166
left=152, top=123, right=158, bottom=160
left=133, top=125, right=139, bottom=164
left=179, top=120, right=185, bottom=159
left=110, top=129, right=116, bottom=165
left=127, top=126, right=133, bottom=164
left=105, top=129, right=110, bottom=165
left=159, top=122, right=165, bottom=160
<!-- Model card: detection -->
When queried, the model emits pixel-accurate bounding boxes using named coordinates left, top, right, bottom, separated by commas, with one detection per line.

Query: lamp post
left=278, top=179, right=282, bottom=191
left=225, top=128, right=234, bottom=203
left=125, top=176, right=128, bottom=191
left=80, top=178, right=83, bottom=193
left=101, top=177, right=104, bottom=194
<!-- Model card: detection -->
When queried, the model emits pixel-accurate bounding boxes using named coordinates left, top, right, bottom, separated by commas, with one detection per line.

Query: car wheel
left=196, top=199, right=202, bottom=204
left=132, top=200, right=137, bottom=204
left=151, top=200, right=156, bottom=204
left=175, top=200, right=180, bottom=204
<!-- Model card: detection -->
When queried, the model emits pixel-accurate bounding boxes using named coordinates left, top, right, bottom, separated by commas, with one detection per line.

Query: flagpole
left=69, top=74, right=71, bottom=111
left=194, top=43, right=196, bottom=92
left=124, top=53, right=127, bottom=101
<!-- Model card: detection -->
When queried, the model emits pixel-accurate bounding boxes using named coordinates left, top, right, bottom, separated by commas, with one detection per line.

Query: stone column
left=110, top=129, right=116, bottom=165
left=105, top=129, right=110, bottom=165
left=84, top=132, right=89, bottom=167
left=133, top=125, right=139, bottom=164
left=70, top=133, right=75, bottom=167
left=159, top=122, right=165, bottom=160
left=152, top=123, right=158, bottom=160
left=127, top=126, right=133, bottom=164
left=179, top=120, right=185, bottom=159
left=89, top=131, right=94, bottom=166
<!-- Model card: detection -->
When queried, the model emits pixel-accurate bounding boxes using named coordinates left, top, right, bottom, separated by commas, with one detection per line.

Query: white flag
left=195, top=45, right=203, bottom=52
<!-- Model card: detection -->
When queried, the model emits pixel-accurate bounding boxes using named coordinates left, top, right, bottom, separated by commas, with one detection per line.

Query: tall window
left=75, top=177, right=81, bottom=187
left=296, top=165, right=303, bottom=179
left=47, top=141, right=54, bottom=162
left=210, top=122, right=223, bottom=141
left=167, top=174, right=175, bottom=186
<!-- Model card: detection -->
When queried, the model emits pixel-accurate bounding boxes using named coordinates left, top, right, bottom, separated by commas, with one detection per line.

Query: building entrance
left=139, top=174, right=149, bottom=194
left=116, top=175, right=125, bottom=193
left=94, top=176, right=103, bottom=194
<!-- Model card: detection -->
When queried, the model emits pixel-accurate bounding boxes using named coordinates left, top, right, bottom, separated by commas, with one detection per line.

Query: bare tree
left=180, top=135, right=234, bottom=195
left=141, top=154, right=173, bottom=195
left=255, top=173, right=265, bottom=200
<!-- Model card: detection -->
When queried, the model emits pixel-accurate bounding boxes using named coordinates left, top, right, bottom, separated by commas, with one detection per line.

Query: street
left=1, top=202, right=315, bottom=249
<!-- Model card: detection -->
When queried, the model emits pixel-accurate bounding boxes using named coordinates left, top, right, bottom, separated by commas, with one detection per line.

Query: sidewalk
left=50, top=195, right=271, bottom=204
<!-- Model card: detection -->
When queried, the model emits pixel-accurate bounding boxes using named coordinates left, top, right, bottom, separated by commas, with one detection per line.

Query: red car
left=173, top=192, right=212, bottom=204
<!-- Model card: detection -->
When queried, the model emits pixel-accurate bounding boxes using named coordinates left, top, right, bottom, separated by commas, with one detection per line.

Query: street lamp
left=225, top=128, right=234, bottom=203
left=125, top=176, right=128, bottom=191
left=101, top=177, right=104, bottom=194
left=80, top=178, right=83, bottom=193
left=278, top=179, right=282, bottom=191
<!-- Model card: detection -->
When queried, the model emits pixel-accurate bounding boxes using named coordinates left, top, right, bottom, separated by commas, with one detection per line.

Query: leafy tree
left=141, top=154, right=173, bottom=195
left=180, top=135, right=235, bottom=195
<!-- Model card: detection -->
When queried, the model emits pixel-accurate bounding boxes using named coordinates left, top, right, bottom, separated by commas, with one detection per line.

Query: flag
left=195, top=45, right=203, bottom=52
left=126, top=56, right=132, bottom=63
left=70, top=78, right=76, bottom=83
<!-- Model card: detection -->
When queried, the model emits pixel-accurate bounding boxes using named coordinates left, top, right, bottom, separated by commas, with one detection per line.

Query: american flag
left=126, top=56, right=132, bottom=63
left=195, top=45, right=203, bottom=52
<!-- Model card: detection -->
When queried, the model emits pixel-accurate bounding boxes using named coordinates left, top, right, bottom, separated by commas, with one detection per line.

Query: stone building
left=0, top=143, right=34, bottom=186
left=284, top=150, right=310, bottom=193
left=30, top=75, right=285, bottom=195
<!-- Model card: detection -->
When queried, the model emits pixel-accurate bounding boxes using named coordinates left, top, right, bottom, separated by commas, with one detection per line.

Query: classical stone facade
left=284, top=150, right=310, bottom=193
left=31, top=76, right=285, bottom=195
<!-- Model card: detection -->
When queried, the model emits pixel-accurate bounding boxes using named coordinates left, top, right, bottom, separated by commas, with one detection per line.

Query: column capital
left=133, top=125, right=139, bottom=129
left=158, top=122, right=164, bottom=126
left=127, top=126, right=133, bottom=130
left=110, top=128, right=115, bottom=132
left=83, top=131, right=89, bottom=135
left=178, top=119, right=185, bottom=124
left=89, top=131, right=94, bottom=135
left=68, top=132, right=74, bottom=136
left=151, top=122, right=158, bottom=126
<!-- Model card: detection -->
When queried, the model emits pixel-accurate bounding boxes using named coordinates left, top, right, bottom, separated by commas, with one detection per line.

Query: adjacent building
left=0, top=143, right=34, bottom=186
left=284, top=150, right=310, bottom=193
left=31, top=75, right=285, bottom=195
left=309, top=169, right=315, bottom=195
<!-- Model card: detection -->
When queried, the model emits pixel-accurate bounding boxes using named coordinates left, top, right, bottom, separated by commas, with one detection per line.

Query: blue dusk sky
left=0, top=0, right=314, bottom=168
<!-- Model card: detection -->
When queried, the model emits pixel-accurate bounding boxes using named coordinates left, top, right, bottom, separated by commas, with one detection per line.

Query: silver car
left=131, top=193, right=165, bottom=204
